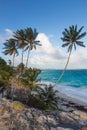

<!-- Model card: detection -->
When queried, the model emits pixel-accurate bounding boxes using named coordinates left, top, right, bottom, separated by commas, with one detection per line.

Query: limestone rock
left=0, top=98, right=87, bottom=130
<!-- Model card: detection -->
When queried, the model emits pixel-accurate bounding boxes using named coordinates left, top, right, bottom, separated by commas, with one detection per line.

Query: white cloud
left=36, top=33, right=66, bottom=58
left=27, top=33, right=66, bottom=69
left=5, top=28, right=13, bottom=36
left=0, top=28, right=13, bottom=43
left=69, top=48, right=87, bottom=69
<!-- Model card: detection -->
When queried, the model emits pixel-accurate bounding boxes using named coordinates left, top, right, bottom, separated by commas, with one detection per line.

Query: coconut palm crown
left=13, top=29, right=27, bottom=64
left=61, top=25, right=86, bottom=51
left=3, top=39, right=18, bottom=66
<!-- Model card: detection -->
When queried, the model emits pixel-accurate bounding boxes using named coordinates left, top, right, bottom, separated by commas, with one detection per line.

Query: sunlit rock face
left=0, top=98, right=87, bottom=130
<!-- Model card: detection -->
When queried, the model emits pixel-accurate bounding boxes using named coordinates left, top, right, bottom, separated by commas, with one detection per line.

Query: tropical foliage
left=13, top=29, right=27, bottom=64
left=3, top=39, right=18, bottom=66
left=33, top=85, right=58, bottom=110
left=24, top=28, right=41, bottom=67
left=17, top=63, right=25, bottom=74
left=19, top=68, right=41, bottom=92
left=0, top=57, right=13, bottom=97
left=13, top=27, right=41, bottom=68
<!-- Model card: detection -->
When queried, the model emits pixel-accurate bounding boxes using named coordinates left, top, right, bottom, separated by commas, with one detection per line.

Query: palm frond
left=62, top=43, right=70, bottom=47
left=76, top=32, right=86, bottom=40
left=76, top=41, right=85, bottom=47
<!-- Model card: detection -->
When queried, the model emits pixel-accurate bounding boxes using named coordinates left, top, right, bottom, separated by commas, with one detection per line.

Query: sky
left=0, top=0, right=87, bottom=69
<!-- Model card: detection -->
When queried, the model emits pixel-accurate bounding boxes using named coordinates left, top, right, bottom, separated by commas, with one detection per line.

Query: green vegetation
left=3, top=39, right=18, bottom=66
left=19, top=68, right=41, bottom=91
left=34, top=85, right=58, bottom=110
left=0, top=57, right=13, bottom=97
left=17, top=63, right=25, bottom=74
left=13, top=28, right=41, bottom=67
left=12, top=102, right=26, bottom=111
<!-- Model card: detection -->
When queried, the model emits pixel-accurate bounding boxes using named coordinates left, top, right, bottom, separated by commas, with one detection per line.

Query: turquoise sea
left=38, top=70, right=87, bottom=104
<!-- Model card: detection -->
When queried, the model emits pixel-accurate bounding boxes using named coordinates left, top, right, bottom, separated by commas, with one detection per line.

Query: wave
left=39, top=81, right=87, bottom=105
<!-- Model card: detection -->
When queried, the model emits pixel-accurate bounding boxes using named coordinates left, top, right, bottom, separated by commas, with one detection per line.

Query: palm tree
left=13, top=29, right=27, bottom=64
left=20, top=68, right=41, bottom=93
left=8, top=59, right=12, bottom=66
left=24, top=28, right=41, bottom=68
left=3, top=39, right=18, bottom=66
left=55, top=25, right=86, bottom=85
left=35, top=85, right=58, bottom=110
left=17, top=62, right=25, bottom=74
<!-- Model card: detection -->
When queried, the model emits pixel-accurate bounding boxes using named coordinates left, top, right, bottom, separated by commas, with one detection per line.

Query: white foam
left=56, top=84, right=87, bottom=105
left=40, top=81, right=87, bottom=105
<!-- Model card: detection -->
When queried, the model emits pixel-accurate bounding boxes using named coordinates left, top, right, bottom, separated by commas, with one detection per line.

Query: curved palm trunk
left=26, top=48, right=30, bottom=68
left=13, top=54, right=15, bottom=67
left=54, top=50, right=72, bottom=86
left=22, top=49, right=24, bottom=64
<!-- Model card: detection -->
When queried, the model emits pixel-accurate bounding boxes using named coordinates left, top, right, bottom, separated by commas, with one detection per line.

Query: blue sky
left=0, top=0, right=87, bottom=69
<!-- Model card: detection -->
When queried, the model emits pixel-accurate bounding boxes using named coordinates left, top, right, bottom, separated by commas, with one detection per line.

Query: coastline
left=58, top=91, right=87, bottom=107
left=57, top=91, right=87, bottom=112
left=41, top=81, right=87, bottom=106
left=39, top=81, right=87, bottom=112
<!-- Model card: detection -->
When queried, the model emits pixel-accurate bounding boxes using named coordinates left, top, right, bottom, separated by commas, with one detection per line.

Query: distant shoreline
left=41, top=69, right=87, bottom=71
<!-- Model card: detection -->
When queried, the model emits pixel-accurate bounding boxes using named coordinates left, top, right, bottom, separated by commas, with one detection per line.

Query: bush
left=33, top=84, right=58, bottom=110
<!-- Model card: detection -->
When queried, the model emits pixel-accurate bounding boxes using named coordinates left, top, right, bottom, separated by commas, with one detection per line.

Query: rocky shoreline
left=57, top=95, right=87, bottom=113
left=0, top=98, right=87, bottom=130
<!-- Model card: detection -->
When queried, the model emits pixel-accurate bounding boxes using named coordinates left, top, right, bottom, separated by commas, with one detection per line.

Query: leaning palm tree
left=55, top=25, right=86, bottom=85
left=24, top=28, right=41, bottom=68
left=3, top=39, right=18, bottom=66
left=13, top=29, right=27, bottom=64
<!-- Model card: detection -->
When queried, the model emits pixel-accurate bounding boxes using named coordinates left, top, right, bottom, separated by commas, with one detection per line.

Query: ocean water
left=38, top=70, right=87, bottom=104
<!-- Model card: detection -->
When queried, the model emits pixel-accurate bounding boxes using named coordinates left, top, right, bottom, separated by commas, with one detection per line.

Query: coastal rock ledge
left=0, top=98, right=87, bottom=130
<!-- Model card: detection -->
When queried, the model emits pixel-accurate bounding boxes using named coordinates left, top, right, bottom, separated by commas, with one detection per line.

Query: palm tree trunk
left=13, top=54, right=15, bottom=67
left=26, top=48, right=30, bottom=68
left=22, top=49, right=24, bottom=64
left=54, top=50, right=72, bottom=86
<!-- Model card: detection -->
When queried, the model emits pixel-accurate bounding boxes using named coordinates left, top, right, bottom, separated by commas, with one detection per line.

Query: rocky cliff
left=0, top=98, right=87, bottom=130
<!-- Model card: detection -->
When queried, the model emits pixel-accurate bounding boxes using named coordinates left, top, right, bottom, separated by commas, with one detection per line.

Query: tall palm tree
left=3, top=39, right=18, bottom=66
left=55, top=25, right=86, bottom=85
left=13, top=29, right=27, bottom=64
left=24, top=28, right=41, bottom=68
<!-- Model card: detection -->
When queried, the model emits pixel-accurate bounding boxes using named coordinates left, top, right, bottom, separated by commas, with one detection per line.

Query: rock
left=35, top=115, right=47, bottom=123
left=56, top=127, right=74, bottom=130
left=0, top=98, right=87, bottom=130
left=81, top=127, right=87, bottom=130
left=73, top=110, right=87, bottom=120
left=47, top=115, right=58, bottom=126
